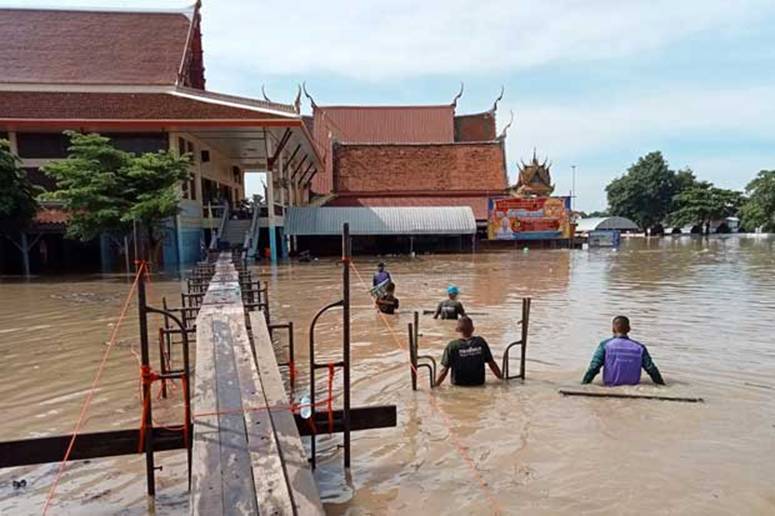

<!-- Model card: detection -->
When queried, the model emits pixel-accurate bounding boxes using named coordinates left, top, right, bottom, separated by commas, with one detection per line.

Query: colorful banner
left=487, top=197, right=573, bottom=240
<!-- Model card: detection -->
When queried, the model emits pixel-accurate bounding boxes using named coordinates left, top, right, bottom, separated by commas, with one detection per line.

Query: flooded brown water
left=2, top=235, right=775, bottom=515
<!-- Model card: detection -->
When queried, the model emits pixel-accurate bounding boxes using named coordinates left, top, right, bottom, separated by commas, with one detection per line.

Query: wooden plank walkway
left=191, top=255, right=324, bottom=515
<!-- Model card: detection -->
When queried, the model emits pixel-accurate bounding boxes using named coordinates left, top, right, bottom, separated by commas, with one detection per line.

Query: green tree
left=606, top=151, right=678, bottom=232
left=0, top=139, right=39, bottom=231
left=740, top=170, right=775, bottom=232
left=669, top=181, right=743, bottom=234
left=0, top=139, right=42, bottom=276
left=42, top=131, right=190, bottom=261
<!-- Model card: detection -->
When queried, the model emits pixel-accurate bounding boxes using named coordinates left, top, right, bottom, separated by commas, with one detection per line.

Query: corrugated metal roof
left=576, top=216, right=640, bottom=232
left=325, top=195, right=490, bottom=220
left=285, top=207, right=476, bottom=236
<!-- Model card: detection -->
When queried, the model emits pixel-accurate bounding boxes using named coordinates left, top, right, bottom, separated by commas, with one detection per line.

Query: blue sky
left=6, top=0, right=775, bottom=211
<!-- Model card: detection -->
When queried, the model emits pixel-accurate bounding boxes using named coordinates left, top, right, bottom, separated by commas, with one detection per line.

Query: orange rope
left=349, top=259, right=503, bottom=514
left=42, top=263, right=145, bottom=515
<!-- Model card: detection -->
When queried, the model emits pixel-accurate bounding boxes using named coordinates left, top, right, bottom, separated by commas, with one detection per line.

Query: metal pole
left=133, top=219, right=139, bottom=270
left=288, top=321, right=295, bottom=391
left=408, top=323, right=417, bottom=391
left=137, top=265, right=156, bottom=496
left=520, top=298, right=531, bottom=380
left=342, top=222, right=351, bottom=469
left=571, top=165, right=576, bottom=212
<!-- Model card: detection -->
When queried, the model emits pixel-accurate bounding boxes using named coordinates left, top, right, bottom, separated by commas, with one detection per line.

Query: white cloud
left=502, top=86, right=775, bottom=210
left=201, top=0, right=773, bottom=79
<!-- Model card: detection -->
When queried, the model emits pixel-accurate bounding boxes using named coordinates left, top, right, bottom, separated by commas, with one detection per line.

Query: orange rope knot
left=140, top=365, right=160, bottom=386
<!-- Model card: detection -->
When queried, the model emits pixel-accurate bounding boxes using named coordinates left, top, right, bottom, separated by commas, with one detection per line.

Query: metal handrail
left=246, top=201, right=261, bottom=259
left=308, top=299, right=344, bottom=469
left=208, top=203, right=229, bottom=250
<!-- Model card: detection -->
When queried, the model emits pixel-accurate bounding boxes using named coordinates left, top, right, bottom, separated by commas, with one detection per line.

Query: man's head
left=447, top=285, right=459, bottom=300
left=377, top=262, right=385, bottom=272
left=385, top=282, right=395, bottom=294
left=456, top=316, right=474, bottom=338
left=612, top=315, right=630, bottom=336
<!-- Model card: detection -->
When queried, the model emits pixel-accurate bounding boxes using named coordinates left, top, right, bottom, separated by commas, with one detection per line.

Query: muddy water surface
left=1, top=235, right=775, bottom=515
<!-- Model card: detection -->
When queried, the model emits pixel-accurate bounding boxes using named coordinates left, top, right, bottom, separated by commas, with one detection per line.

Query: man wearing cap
left=433, top=285, right=466, bottom=320
left=435, top=316, right=502, bottom=386
left=373, top=262, right=391, bottom=287
left=582, top=315, right=665, bottom=386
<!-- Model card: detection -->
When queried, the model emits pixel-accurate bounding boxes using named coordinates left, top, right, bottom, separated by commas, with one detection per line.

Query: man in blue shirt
left=582, top=316, right=665, bottom=386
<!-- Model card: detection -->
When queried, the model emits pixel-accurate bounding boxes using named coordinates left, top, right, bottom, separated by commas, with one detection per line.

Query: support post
left=520, top=298, right=531, bottom=380
left=342, top=223, right=352, bottom=469
left=408, top=323, right=417, bottom=391
left=136, top=265, right=156, bottom=496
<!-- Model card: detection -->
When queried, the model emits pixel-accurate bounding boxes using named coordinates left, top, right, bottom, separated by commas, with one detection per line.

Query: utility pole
left=571, top=165, right=577, bottom=212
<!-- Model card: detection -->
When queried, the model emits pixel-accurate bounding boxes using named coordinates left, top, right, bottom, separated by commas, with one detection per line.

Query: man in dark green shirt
left=435, top=316, right=503, bottom=386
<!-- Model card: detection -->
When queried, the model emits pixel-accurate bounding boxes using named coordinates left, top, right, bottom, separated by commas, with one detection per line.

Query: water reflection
left=1, top=235, right=774, bottom=514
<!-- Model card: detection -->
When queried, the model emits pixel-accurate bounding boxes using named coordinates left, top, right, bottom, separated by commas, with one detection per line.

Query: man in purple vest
left=582, top=316, right=665, bottom=386
left=373, top=262, right=391, bottom=287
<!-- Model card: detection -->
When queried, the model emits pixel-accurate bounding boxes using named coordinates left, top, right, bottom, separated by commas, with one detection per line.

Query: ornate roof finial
left=451, top=82, right=464, bottom=108
left=513, top=149, right=555, bottom=197
left=497, top=110, right=514, bottom=140
left=302, top=81, right=317, bottom=109
left=261, top=84, right=272, bottom=103
left=491, top=85, right=504, bottom=113
left=294, top=84, right=302, bottom=113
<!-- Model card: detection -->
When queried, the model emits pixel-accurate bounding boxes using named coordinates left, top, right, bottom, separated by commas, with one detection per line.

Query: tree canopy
left=669, top=181, right=743, bottom=233
left=740, top=170, right=775, bottom=232
left=0, top=138, right=39, bottom=232
left=606, top=151, right=679, bottom=231
left=42, top=132, right=190, bottom=255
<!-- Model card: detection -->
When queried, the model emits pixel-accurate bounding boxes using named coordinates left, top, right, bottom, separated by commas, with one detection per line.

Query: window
left=201, top=149, right=210, bottom=162
left=16, top=133, right=70, bottom=159
left=107, top=133, right=167, bottom=154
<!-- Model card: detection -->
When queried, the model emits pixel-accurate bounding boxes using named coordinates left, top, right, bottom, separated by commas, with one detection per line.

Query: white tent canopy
left=576, top=216, right=640, bottom=233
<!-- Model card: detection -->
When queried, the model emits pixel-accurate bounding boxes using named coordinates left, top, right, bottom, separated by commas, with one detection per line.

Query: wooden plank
left=0, top=428, right=186, bottom=468
left=212, top=318, right=260, bottom=514
left=231, top=306, right=298, bottom=515
left=294, top=406, right=397, bottom=437
left=191, top=254, right=324, bottom=515
left=191, top=312, right=224, bottom=516
left=0, top=407, right=397, bottom=469
left=559, top=389, right=704, bottom=403
left=250, top=312, right=325, bottom=515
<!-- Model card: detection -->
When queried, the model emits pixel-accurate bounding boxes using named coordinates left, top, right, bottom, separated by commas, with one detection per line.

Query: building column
left=267, top=171, right=277, bottom=263
left=279, top=151, right=289, bottom=258
left=168, top=132, right=184, bottom=269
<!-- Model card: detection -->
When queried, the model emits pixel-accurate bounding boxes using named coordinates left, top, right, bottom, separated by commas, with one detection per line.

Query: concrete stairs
left=220, top=219, right=252, bottom=248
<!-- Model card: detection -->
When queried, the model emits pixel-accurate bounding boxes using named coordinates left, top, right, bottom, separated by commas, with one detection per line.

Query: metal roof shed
left=285, top=207, right=476, bottom=236
left=576, top=216, right=640, bottom=233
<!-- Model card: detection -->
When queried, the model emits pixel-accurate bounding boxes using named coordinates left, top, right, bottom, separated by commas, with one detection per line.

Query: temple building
left=0, top=3, right=321, bottom=273
left=302, top=86, right=512, bottom=231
